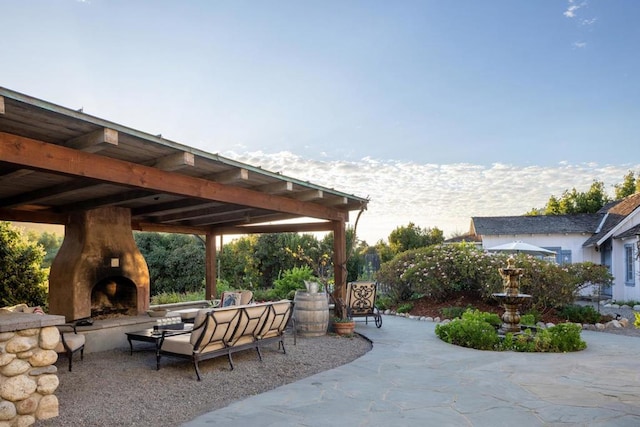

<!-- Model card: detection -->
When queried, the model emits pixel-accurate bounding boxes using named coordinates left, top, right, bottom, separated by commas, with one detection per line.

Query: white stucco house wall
left=467, top=193, right=640, bottom=302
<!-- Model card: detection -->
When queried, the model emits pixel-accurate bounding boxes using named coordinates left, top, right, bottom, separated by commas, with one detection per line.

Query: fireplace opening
left=91, top=276, right=138, bottom=318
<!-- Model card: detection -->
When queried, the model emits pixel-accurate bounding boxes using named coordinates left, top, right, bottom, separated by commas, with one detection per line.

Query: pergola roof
left=0, top=87, right=368, bottom=235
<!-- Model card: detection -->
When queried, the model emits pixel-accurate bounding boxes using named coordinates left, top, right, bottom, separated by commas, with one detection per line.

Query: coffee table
left=126, top=326, right=192, bottom=369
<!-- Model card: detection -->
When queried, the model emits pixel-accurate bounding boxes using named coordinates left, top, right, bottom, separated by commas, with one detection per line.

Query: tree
left=134, top=232, right=205, bottom=295
left=217, top=235, right=261, bottom=290
left=544, top=195, right=561, bottom=215
left=255, top=233, right=308, bottom=288
left=375, top=239, right=395, bottom=264
left=388, top=222, right=444, bottom=254
left=27, top=231, right=62, bottom=269
left=614, top=171, right=638, bottom=199
left=0, top=222, right=48, bottom=308
left=540, top=180, right=610, bottom=215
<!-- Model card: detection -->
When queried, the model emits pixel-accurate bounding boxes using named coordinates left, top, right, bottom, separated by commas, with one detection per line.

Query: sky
left=2, top=0, right=640, bottom=244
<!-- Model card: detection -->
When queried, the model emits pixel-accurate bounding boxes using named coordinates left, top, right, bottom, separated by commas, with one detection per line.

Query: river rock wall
left=0, top=326, right=60, bottom=426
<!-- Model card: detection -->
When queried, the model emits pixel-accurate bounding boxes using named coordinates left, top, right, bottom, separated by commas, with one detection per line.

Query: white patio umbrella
left=486, top=241, right=556, bottom=257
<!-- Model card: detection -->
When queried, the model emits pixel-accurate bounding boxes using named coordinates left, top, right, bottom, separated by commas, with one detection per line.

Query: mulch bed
left=403, top=291, right=567, bottom=325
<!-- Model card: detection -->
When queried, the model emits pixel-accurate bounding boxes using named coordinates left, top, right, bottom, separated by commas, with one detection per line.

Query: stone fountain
left=493, top=257, right=531, bottom=334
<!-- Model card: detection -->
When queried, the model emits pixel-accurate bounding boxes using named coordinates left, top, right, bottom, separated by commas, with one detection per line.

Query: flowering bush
left=375, top=243, right=613, bottom=314
left=376, top=243, right=503, bottom=302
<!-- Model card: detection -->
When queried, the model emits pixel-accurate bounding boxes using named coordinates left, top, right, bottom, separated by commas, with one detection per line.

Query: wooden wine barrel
left=293, top=291, right=329, bottom=337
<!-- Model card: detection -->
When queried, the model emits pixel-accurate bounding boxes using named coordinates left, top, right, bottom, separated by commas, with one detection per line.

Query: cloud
left=581, top=18, right=597, bottom=26
left=225, top=150, right=640, bottom=244
left=573, top=41, right=587, bottom=49
left=563, top=0, right=585, bottom=18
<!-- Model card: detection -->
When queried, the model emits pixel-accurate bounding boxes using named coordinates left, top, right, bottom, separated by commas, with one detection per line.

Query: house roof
left=615, top=223, right=640, bottom=240
left=471, top=192, right=640, bottom=248
left=0, top=87, right=368, bottom=234
left=583, top=192, right=640, bottom=246
left=471, top=214, right=601, bottom=236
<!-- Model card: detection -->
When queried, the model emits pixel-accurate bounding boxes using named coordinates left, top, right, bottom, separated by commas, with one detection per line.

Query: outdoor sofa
left=157, top=300, right=292, bottom=380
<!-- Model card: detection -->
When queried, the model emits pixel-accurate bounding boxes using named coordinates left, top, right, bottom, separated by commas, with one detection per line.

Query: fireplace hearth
left=49, top=207, right=150, bottom=321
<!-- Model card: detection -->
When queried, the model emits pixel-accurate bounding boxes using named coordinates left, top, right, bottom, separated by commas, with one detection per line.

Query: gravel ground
left=39, top=305, right=640, bottom=426
left=39, top=333, right=371, bottom=427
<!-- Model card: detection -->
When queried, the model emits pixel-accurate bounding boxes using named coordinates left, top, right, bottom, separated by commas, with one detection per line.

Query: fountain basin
left=492, top=292, right=531, bottom=305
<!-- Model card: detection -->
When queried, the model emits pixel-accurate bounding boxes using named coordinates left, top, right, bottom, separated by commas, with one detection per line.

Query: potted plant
left=332, top=316, right=355, bottom=336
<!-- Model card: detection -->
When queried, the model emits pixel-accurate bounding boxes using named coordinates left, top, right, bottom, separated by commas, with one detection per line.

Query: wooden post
left=205, top=232, right=217, bottom=300
left=332, top=219, right=347, bottom=317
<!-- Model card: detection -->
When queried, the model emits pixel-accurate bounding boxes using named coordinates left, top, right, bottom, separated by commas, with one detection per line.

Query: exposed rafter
left=152, top=151, right=195, bottom=171
left=0, top=132, right=348, bottom=222
left=0, top=179, right=99, bottom=208
left=211, top=168, right=249, bottom=184
left=256, top=181, right=293, bottom=194
left=55, top=189, right=159, bottom=213
left=66, top=128, right=118, bottom=153
left=292, top=189, right=323, bottom=201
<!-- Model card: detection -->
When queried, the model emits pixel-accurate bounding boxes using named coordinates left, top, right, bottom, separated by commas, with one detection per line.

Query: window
left=624, top=244, right=635, bottom=286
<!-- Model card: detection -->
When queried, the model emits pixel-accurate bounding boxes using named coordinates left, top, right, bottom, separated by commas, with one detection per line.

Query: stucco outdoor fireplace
left=49, top=207, right=150, bottom=321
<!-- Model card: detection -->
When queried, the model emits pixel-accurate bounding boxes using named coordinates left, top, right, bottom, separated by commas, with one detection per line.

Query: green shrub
left=435, top=316, right=500, bottom=350
left=436, top=309, right=586, bottom=353
left=612, top=300, right=640, bottom=307
left=376, top=295, right=393, bottom=311
left=0, top=222, right=48, bottom=308
left=559, top=304, right=602, bottom=324
left=462, top=309, right=501, bottom=327
left=523, top=309, right=542, bottom=324
left=271, top=266, right=316, bottom=300
left=151, top=290, right=206, bottom=305
left=500, top=324, right=586, bottom=352
left=546, top=323, right=586, bottom=352
left=396, top=303, right=414, bottom=314
left=502, top=330, right=536, bottom=352
left=251, top=288, right=274, bottom=302
left=520, top=314, right=536, bottom=326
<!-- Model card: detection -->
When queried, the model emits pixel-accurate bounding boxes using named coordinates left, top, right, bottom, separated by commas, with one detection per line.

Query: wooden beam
left=0, top=208, right=67, bottom=224
left=0, top=96, right=4, bottom=114
left=153, top=152, right=195, bottom=171
left=177, top=210, right=258, bottom=227
left=332, top=219, right=347, bottom=316
left=212, top=168, right=249, bottom=184
left=132, top=199, right=222, bottom=217
left=204, top=212, right=297, bottom=229
left=0, top=179, right=98, bottom=208
left=205, top=233, right=217, bottom=300
left=0, top=132, right=348, bottom=222
left=66, top=128, right=118, bottom=153
left=0, top=128, right=118, bottom=182
left=55, top=189, right=158, bottom=212
left=0, top=169, right=34, bottom=182
left=153, top=205, right=251, bottom=223
left=217, top=221, right=334, bottom=234
left=132, top=221, right=210, bottom=235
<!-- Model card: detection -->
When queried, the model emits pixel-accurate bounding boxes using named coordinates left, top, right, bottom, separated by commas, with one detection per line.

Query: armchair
left=55, top=323, right=86, bottom=371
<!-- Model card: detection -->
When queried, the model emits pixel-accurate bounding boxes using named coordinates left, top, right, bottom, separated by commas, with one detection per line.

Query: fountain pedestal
left=493, top=257, right=531, bottom=334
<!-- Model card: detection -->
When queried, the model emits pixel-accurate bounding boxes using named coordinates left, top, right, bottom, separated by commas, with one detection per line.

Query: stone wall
left=0, top=326, right=60, bottom=426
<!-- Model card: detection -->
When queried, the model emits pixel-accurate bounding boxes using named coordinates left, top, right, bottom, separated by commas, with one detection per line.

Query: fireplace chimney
left=49, top=207, right=150, bottom=321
